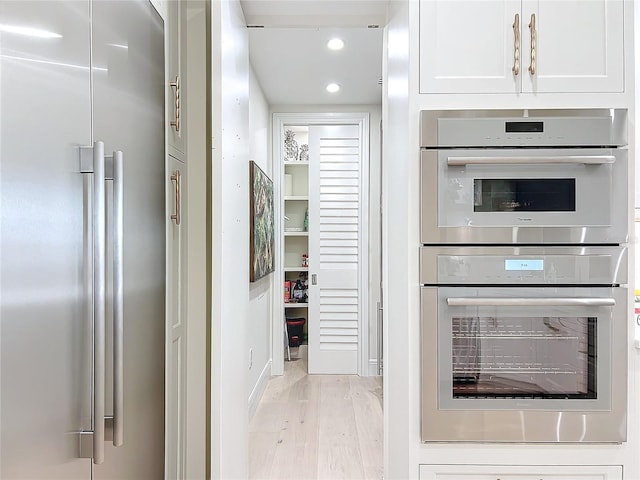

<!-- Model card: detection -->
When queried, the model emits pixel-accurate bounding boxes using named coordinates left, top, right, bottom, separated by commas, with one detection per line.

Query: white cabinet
left=419, top=464, right=623, bottom=480
left=166, top=155, right=187, bottom=479
left=419, top=0, right=624, bottom=94
left=167, top=0, right=187, bottom=157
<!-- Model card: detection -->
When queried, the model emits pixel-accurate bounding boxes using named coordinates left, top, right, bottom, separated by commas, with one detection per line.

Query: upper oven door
left=421, top=148, right=628, bottom=244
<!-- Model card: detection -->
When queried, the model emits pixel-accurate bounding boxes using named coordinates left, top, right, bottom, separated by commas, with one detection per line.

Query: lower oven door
left=421, top=286, right=627, bottom=443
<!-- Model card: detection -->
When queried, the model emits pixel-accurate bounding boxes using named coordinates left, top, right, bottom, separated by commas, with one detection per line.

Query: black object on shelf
left=286, top=317, right=306, bottom=347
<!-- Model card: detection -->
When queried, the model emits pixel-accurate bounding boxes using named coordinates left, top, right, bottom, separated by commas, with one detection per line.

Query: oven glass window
left=452, top=316, right=596, bottom=399
left=473, top=179, right=576, bottom=212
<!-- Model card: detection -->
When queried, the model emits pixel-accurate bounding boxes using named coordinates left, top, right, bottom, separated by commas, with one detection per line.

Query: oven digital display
left=505, top=259, right=544, bottom=271
left=505, top=121, right=544, bottom=133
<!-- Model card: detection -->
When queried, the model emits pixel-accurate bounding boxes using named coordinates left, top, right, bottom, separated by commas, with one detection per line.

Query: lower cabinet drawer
left=419, top=465, right=623, bottom=480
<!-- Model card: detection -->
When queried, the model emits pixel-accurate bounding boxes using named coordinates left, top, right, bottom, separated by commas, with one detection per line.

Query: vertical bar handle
left=512, top=13, right=520, bottom=75
left=112, top=150, right=124, bottom=447
left=528, top=13, right=536, bottom=75
left=93, top=141, right=106, bottom=465
left=171, top=170, right=181, bottom=225
left=170, top=76, right=180, bottom=132
left=311, top=274, right=317, bottom=285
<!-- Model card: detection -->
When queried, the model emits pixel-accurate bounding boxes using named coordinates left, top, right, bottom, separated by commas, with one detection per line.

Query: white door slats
left=320, top=288, right=358, bottom=296
left=319, top=295, right=359, bottom=305
left=320, top=319, right=358, bottom=328
left=320, top=336, right=358, bottom=345
left=320, top=218, right=358, bottom=227
left=320, top=178, right=359, bottom=187
left=320, top=343, right=358, bottom=351
left=320, top=209, right=358, bottom=218
left=320, top=313, right=358, bottom=322
left=320, top=304, right=358, bottom=314
left=320, top=194, right=359, bottom=203
left=321, top=187, right=359, bottom=195
left=319, top=240, right=359, bottom=249
left=321, top=233, right=358, bottom=242
left=321, top=327, right=359, bottom=336
left=320, top=170, right=360, bottom=179
left=319, top=136, right=359, bottom=144
left=320, top=163, right=359, bottom=171
left=320, top=153, right=359, bottom=158
left=320, top=223, right=358, bottom=232
left=321, top=247, right=359, bottom=256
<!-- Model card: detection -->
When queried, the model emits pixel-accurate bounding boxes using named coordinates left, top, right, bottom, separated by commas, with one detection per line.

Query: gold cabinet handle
left=171, top=170, right=181, bottom=225
left=170, top=76, right=180, bottom=132
left=528, top=13, right=536, bottom=75
left=512, top=13, right=520, bottom=75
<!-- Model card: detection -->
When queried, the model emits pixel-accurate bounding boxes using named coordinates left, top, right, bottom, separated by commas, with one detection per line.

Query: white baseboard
left=368, top=359, right=381, bottom=376
left=248, top=359, right=272, bottom=420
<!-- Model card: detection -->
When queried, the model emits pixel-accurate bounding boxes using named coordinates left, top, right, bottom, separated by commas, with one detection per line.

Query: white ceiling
left=242, top=1, right=386, bottom=106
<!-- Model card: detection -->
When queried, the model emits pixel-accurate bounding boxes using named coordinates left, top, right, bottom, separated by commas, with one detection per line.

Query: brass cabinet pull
left=171, top=170, right=181, bottom=225
left=170, top=75, right=180, bottom=132
left=528, top=13, right=536, bottom=75
left=512, top=13, right=520, bottom=75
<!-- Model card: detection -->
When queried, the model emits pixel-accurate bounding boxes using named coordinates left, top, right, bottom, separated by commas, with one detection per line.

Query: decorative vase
left=299, top=144, right=309, bottom=162
left=284, top=130, right=299, bottom=162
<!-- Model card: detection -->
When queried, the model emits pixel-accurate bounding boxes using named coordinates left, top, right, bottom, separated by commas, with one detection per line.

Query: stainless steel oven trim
left=421, top=286, right=628, bottom=443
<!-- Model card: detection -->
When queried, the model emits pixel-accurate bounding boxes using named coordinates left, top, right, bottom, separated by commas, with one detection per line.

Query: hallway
left=249, top=357, right=383, bottom=480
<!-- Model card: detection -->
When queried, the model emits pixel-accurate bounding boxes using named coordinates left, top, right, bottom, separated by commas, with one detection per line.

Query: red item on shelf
left=284, top=281, right=291, bottom=303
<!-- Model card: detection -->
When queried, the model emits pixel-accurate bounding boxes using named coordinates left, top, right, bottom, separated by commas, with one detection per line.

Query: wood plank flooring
left=249, top=357, right=383, bottom=480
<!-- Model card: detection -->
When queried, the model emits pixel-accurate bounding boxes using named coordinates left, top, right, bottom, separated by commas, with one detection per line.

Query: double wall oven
left=420, top=109, right=629, bottom=443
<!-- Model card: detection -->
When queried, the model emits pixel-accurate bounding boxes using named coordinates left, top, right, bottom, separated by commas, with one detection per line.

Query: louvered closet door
left=308, top=125, right=361, bottom=374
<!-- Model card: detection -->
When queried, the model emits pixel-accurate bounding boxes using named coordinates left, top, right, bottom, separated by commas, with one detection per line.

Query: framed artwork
left=249, top=160, right=275, bottom=282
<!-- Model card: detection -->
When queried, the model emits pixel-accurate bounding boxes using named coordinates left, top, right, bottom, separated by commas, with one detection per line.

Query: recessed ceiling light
left=327, top=38, right=344, bottom=51
left=326, top=83, right=341, bottom=93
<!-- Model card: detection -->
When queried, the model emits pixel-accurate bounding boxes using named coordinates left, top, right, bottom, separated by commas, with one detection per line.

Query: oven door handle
left=447, top=297, right=616, bottom=307
left=447, top=155, right=615, bottom=166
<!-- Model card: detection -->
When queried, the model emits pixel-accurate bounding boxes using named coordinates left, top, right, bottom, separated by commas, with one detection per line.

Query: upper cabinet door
left=419, top=0, right=522, bottom=94
left=167, top=0, right=187, bottom=157
left=521, top=0, right=624, bottom=93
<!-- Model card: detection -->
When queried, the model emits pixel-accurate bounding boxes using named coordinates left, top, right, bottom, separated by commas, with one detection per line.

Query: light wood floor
left=249, top=356, right=383, bottom=480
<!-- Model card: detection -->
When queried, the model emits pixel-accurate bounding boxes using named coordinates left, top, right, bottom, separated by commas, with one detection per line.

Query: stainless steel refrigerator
left=0, top=1, right=166, bottom=478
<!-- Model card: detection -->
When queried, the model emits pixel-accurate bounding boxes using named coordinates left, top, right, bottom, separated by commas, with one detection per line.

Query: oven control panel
left=419, top=246, right=627, bottom=286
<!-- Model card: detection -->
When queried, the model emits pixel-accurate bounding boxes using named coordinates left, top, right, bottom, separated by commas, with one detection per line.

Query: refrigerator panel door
left=0, top=1, right=92, bottom=478
left=91, top=1, right=166, bottom=478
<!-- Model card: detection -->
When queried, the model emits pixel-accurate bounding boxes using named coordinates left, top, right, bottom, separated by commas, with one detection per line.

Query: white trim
left=272, top=112, right=371, bottom=377
left=248, top=359, right=272, bottom=421
left=368, top=359, right=381, bottom=377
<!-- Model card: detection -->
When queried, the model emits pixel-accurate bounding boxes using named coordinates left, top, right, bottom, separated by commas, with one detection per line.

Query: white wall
left=270, top=104, right=383, bottom=374
left=381, top=1, right=411, bottom=477
left=210, top=0, right=250, bottom=478
left=248, top=66, right=272, bottom=418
